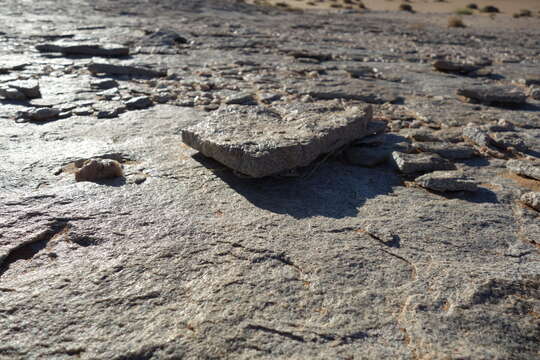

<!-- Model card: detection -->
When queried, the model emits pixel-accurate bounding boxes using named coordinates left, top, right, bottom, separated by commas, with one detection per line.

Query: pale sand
left=249, top=0, right=540, bottom=16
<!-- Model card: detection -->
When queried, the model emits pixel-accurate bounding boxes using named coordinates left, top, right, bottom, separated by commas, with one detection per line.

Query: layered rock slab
left=182, top=102, right=372, bottom=177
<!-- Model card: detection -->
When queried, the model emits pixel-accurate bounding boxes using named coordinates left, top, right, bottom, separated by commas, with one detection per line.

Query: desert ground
left=251, top=0, right=540, bottom=15
left=1, top=0, right=539, bottom=359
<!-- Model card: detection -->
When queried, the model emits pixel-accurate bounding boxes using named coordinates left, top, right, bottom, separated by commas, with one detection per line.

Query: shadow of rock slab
left=182, top=102, right=373, bottom=177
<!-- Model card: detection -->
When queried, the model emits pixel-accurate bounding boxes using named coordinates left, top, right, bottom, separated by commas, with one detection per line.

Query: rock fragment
left=93, top=102, right=126, bottom=118
left=413, top=142, right=476, bottom=160
left=462, top=125, right=495, bottom=148
left=139, top=28, right=188, bottom=46
left=415, top=171, right=478, bottom=192
left=0, top=80, right=41, bottom=100
left=457, top=86, right=527, bottom=105
left=224, top=92, right=257, bottom=105
left=90, top=78, right=118, bottom=90
left=36, top=43, right=129, bottom=57
left=19, top=107, right=61, bottom=122
left=125, top=96, right=153, bottom=110
left=75, top=159, right=124, bottom=182
left=520, top=192, right=540, bottom=211
left=182, top=102, right=373, bottom=178
left=0, top=87, right=26, bottom=100
left=506, top=159, right=540, bottom=181
left=392, top=151, right=454, bottom=174
left=433, top=60, right=481, bottom=74
left=87, top=63, right=167, bottom=78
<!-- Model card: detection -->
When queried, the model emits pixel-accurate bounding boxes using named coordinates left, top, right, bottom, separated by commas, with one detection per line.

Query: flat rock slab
left=415, top=170, right=478, bottom=192
left=507, top=159, right=540, bottom=180
left=457, top=86, right=527, bottom=105
left=182, top=102, right=373, bottom=177
left=87, top=63, right=167, bottom=78
left=36, top=43, right=129, bottom=57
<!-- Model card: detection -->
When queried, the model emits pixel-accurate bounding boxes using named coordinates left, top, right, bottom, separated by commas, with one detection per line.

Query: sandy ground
left=249, top=0, right=540, bottom=16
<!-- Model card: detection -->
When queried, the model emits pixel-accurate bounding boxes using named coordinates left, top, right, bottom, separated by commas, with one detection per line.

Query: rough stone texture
left=391, top=151, right=455, bottom=174
left=0, top=80, right=41, bottom=100
left=457, top=85, right=527, bottom=105
left=182, top=102, right=373, bottom=177
left=1, top=1, right=540, bottom=359
left=36, top=43, right=129, bottom=57
left=74, top=159, right=124, bottom=182
left=413, top=141, right=476, bottom=159
left=432, top=60, right=481, bottom=74
left=415, top=170, right=478, bottom=192
left=87, top=63, right=167, bottom=78
left=125, top=96, right=153, bottom=110
left=506, top=159, right=540, bottom=180
left=19, top=107, right=61, bottom=122
left=521, top=192, right=540, bottom=211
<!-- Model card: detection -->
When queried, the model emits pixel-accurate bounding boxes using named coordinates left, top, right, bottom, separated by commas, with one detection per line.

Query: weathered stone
left=93, top=102, right=126, bottom=118
left=125, top=96, right=153, bottom=110
left=491, top=133, right=527, bottom=152
left=36, top=43, right=129, bottom=57
left=413, top=141, right=476, bottom=159
left=2, top=80, right=41, bottom=99
left=415, top=170, right=478, bottom=192
left=19, top=107, right=61, bottom=122
left=462, top=124, right=495, bottom=148
left=74, top=159, right=124, bottom=182
left=224, top=92, right=257, bottom=105
left=506, top=159, right=540, bottom=180
left=87, top=63, right=167, bottom=78
left=457, top=86, right=527, bottom=105
left=529, top=87, right=540, bottom=100
left=90, top=78, right=119, bottom=90
left=182, top=102, right=373, bottom=177
left=433, top=60, right=481, bottom=74
left=0, top=86, right=26, bottom=100
left=139, top=28, right=188, bottom=46
left=521, top=192, right=540, bottom=211
left=392, top=151, right=454, bottom=174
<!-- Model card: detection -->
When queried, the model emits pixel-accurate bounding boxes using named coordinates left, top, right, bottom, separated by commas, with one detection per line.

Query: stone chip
left=182, top=102, right=373, bottom=177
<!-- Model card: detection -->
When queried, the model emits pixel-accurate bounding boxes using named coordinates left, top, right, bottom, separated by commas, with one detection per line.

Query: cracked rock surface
left=1, top=0, right=539, bottom=359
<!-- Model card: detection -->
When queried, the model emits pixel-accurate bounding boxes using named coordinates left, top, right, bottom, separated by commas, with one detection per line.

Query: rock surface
left=182, top=102, right=373, bottom=177
left=521, top=192, right=540, bottom=211
left=415, top=170, right=478, bottom=192
left=457, top=85, right=527, bottom=105
left=507, top=159, right=540, bottom=180
left=392, top=151, right=454, bottom=174
left=74, top=159, right=124, bottom=182
left=1, top=1, right=540, bottom=359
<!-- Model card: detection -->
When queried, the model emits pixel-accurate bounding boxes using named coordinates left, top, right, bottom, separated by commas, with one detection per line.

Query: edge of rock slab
left=182, top=104, right=373, bottom=178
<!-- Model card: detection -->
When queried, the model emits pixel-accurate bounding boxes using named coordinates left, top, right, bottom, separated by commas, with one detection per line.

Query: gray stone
left=2, top=80, right=41, bottom=99
left=182, top=102, right=373, bottom=177
left=93, top=102, right=126, bottom=119
left=413, top=142, right=476, bottom=159
left=0, top=86, right=26, bottom=100
left=433, top=60, right=481, bottom=74
left=87, top=63, right=167, bottom=78
left=90, top=79, right=119, bottom=90
left=506, top=159, right=540, bottom=180
left=529, top=87, right=540, bottom=100
left=75, top=159, right=124, bottom=182
left=462, top=125, right=495, bottom=148
left=36, top=43, right=129, bottom=57
left=19, top=107, right=61, bottom=122
left=491, top=133, right=527, bottom=152
left=392, top=151, right=454, bottom=174
left=457, top=86, right=527, bottom=105
left=125, top=96, right=153, bottom=110
left=415, top=170, right=478, bottom=192
left=520, top=192, right=540, bottom=211
left=224, top=92, right=257, bottom=105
